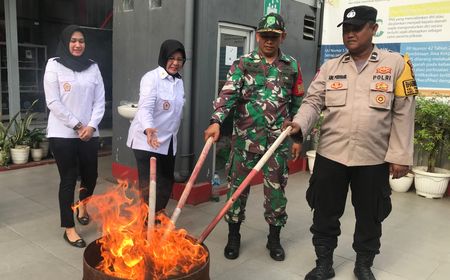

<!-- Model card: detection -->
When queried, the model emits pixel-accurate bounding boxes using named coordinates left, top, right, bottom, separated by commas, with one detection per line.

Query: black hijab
left=158, top=39, right=186, bottom=78
left=56, top=25, right=94, bottom=72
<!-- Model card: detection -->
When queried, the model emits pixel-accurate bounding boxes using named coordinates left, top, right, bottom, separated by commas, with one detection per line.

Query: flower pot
left=412, top=166, right=450, bottom=199
left=10, top=146, right=30, bottom=164
left=39, top=140, right=49, bottom=158
left=31, top=148, right=43, bottom=162
left=306, top=150, right=316, bottom=174
left=389, top=173, right=414, bottom=193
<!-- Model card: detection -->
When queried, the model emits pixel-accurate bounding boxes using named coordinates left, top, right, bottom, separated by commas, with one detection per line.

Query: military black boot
left=224, top=222, right=241, bottom=259
left=354, top=253, right=376, bottom=280
left=304, top=246, right=335, bottom=280
left=266, top=224, right=285, bottom=261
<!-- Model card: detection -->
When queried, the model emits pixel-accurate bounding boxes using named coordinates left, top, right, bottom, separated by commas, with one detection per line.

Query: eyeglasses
left=168, top=57, right=186, bottom=63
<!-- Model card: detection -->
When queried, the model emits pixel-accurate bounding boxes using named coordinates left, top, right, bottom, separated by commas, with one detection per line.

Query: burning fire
left=85, top=180, right=208, bottom=280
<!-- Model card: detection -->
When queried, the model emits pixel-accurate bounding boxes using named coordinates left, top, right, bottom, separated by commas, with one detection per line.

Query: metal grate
left=303, top=15, right=316, bottom=40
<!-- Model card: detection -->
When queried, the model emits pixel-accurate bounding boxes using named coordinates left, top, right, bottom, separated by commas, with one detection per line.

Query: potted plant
left=0, top=121, right=14, bottom=166
left=29, top=127, right=46, bottom=161
left=306, top=113, right=324, bottom=174
left=9, top=100, right=38, bottom=164
left=412, top=97, right=450, bottom=198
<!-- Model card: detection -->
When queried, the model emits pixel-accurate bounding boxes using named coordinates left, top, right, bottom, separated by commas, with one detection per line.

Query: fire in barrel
left=83, top=181, right=209, bottom=280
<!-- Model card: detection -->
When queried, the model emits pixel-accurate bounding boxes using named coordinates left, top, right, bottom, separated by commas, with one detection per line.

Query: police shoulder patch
left=395, top=53, right=419, bottom=97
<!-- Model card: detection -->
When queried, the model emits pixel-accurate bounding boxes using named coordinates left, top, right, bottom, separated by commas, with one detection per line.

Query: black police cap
left=337, top=5, right=377, bottom=27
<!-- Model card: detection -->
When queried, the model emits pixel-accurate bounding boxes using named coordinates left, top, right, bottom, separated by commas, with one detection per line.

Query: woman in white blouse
left=127, top=39, right=186, bottom=213
left=44, top=25, right=105, bottom=248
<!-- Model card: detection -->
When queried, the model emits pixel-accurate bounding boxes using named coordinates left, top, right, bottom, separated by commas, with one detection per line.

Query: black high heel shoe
left=63, top=231, right=86, bottom=248
left=76, top=207, right=90, bottom=225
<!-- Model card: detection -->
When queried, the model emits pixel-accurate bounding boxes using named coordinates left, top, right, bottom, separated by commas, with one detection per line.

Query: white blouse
left=127, top=66, right=185, bottom=155
left=44, top=58, right=105, bottom=138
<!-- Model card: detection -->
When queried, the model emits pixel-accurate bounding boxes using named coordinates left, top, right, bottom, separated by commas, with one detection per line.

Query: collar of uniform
left=341, top=45, right=380, bottom=63
left=368, top=45, right=380, bottom=62
left=158, top=67, right=169, bottom=79
left=278, top=50, right=292, bottom=63
left=251, top=48, right=290, bottom=64
left=342, top=53, right=352, bottom=63
left=158, top=66, right=182, bottom=80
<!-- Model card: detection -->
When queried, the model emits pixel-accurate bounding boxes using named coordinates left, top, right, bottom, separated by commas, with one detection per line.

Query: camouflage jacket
left=211, top=49, right=304, bottom=154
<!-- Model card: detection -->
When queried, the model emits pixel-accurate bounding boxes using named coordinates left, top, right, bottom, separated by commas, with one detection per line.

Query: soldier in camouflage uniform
left=204, top=13, right=304, bottom=261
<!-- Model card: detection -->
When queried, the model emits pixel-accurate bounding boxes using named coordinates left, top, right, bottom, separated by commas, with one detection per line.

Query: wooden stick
left=147, top=157, right=157, bottom=241
left=163, top=137, right=214, bottom=239
left=196, top=127, right=292, bottom=244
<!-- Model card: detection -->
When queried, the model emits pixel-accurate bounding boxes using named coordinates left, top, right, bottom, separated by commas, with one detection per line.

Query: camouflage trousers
left=224, top=148, right=289, bottom=226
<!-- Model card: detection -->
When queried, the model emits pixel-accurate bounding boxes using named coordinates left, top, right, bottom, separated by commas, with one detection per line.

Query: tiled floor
left=0, top=156, right=449, bottom=280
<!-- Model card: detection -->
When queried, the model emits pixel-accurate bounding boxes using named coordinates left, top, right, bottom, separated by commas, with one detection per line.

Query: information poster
left=321, top=0, right=450, bottom=96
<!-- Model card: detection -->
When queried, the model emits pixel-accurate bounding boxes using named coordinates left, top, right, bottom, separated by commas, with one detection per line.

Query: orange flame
left=86, top=180, right=208, bottom=280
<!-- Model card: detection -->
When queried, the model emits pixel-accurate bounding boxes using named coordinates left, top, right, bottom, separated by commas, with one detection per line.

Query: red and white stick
left=162, top=137, right=214, bottom=240
left=196, top=127, right=292, bottom=244
left=147, top=157, right=157, bottom=241
left=170, top=137, right=214, bottom=225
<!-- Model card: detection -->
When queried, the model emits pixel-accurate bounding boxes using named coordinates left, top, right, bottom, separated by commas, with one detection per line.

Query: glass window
left=150, top=0, right=162, bottom=9
left=123, top=0, right=134, bottom=12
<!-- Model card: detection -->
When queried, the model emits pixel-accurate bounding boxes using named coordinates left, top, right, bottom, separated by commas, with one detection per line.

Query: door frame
left=212, top=23, right=256, bottom=177
left=214, top=23, right=255, bottom=97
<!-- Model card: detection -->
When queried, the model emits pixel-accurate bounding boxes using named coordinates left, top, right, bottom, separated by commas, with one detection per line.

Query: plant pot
left=412, top=166, right=450, bottom=199
left=10, top=146, right=30, bottom=164
left=39, top=140, right=49, bottom=158
left=306, top=150, right=316, bottom=174
left=31, top=148, right=43, bottom=162
left=389, top=173, right=414, bottom=193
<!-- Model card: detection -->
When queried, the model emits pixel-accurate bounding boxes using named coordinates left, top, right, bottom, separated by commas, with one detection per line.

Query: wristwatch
left=209, top=119, right=221, bottom=126
left=73, top=122, right=83, bottom=131
left=291, top=131, right=303, bottom=143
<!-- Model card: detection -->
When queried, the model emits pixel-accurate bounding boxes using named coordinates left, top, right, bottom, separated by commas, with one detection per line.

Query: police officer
left=284, top=6, right=417, bottom=280
left=204, top=13, right=304, bottom=261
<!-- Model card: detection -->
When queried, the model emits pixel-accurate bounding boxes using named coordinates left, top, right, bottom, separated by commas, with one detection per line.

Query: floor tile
left=1, top=155, right=450, bottom=280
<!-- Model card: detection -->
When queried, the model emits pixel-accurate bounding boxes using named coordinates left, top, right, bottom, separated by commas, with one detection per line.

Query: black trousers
left=307, top=153, right=391, bottom=254
left=49, top=137, right=99, bottom=228
left=133, top=138, right=175, bottom=212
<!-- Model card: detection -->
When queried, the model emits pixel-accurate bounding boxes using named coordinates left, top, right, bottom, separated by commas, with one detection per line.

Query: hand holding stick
left=197, top=126, right=292, bottom=244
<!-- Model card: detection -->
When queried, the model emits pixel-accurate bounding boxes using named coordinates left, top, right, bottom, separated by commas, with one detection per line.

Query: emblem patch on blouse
left=163, top=100, right=171, bottom=110
left=375, top=94, right=386, bottom=104
left=63, top=82, right=71, bottom=92
left=330, top=81, right=343, bottom=89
